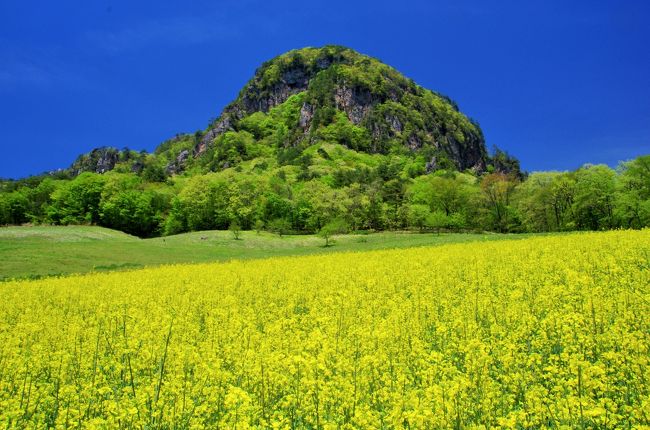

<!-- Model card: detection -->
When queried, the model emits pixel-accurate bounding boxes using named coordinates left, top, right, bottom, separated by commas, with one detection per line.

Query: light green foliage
left=238, top=112, right=273, bottom=139
left=516, top=172, right=575, bottom=232
left=0, top=191, right=29, bottom=225
left=572, top=164, right=617, bottom=230
left=425, top=210, right=450, bottom=233
left=166, top=174, right=230, bottom=233
left=407, top=204, right=431, bottom=231
left=239, top=93, right=306, bottom=148
left=296, top=181, right=349, bottom=231
left=201, top=130, right=258, bottom=171
left=254, top=219, right=265, bottom=234
left=226, top=176, right=263, bottom=229
left=3, top=153, right=650, bottom=237
left=407, top=173, right=476, bottom=230
left=47, top=173, right=107, bottom=225
left=315, top=111, right=371, bottom=151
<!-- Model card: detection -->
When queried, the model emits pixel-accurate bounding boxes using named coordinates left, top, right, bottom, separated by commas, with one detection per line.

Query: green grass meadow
left=0, top=225, right=546, bottom=280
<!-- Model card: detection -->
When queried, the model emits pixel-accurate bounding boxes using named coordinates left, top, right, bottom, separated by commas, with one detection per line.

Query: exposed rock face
left=333, top=86, right=374, bottom=125
left=131, top=159, right=145, bottom=174
left=195, top=45, right=489, bottom=172
left=166, top=149, right=190, bottom=174
left=196, top=116, right=236, bottom=155
left=299, top=103, right=314, bottom=130
left=425, top=156, right=438, bottom=173
left=70, top=147, right=120, bottom=175
left=195, top=56, right=335, bottom=152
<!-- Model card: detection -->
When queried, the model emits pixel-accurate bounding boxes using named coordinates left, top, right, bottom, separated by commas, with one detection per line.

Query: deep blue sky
left=1, top=0, right=649, bottom=179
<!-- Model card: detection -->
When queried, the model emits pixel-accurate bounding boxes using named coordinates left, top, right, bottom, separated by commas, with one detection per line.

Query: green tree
left=268, top=218, right=291, bottom=237
left=0, top=195, right=9, bottom=225
left=407, top=204, right=431, bottom=231
left=515, top=172, right=575, bottom=232
left=229, top=220, right=242, bottom=240
left=47, top=173, right=106, bottom=225
left=100, top=190, right=164, bottom=237
left=0, top=191, right=29, bottom=225
left=407, top=173, right=478, bottom=229
left=425, top=210, right=450, bottom=234
left=615, top=155, right=650, bottom=228
left=142, top=163, right=167, bottom=182
left=480, top=173, right=519, bottom=232
left=572, top=164, right=618, bottom=230
left=227, top=177, right=263, bottom=230
left=318, top=218, right=349, bottom=247
left=23, top=178, right=57, bottom=222
left=254, top=219, right=265, bottom=235
left=170, top=174, right=230, bottom=232
left=297, top=181, right=348, bottom=232
left=382, top=178, right=408, bottom=229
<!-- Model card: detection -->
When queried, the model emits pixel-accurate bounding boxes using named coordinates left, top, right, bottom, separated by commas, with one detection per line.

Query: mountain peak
left=195, top=45, right=487, bottom=172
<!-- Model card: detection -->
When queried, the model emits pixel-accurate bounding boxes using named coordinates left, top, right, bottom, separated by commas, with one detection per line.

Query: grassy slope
left=0, top=225, right=548, bottom=280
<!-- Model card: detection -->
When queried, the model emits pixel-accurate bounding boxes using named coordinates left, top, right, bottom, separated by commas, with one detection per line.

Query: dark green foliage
left=100, top=190, right=164, bottom=237
left=277, top=146, right=303, bottom=166
left=261, top=193, right=293, bottom=222
left=267, top=218, right=292, bottom=237
left=142, top=163, right=167, bottom=182
left=616, top=155, right=650, bottom=228
left=317, top=218, right=349, bottom=246
left=0, top=191, right=29, bottom=225
left=488, top=146, right=524, bottom=179
left=480, top=173, right=521, bottom=233
left=317, top=147, right=331, bottom=160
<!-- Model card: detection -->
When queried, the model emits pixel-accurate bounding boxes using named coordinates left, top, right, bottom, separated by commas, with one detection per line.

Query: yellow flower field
left=1, top=230, right=649, bottom=429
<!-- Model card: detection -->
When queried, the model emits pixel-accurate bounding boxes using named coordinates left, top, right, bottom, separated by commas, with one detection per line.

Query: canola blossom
left=0, top=230, right=649, bottom=429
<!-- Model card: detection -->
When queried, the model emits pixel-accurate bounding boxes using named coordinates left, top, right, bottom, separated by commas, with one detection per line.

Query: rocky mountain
left=68, top=46, right=492, bottom=177
left=194, top=45, right=487, bottom=172
left=70, top=147, right=132, bottom=175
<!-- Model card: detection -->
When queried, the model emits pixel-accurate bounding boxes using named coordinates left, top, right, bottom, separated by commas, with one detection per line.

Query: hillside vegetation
left=1, top=155, right=648, bottom=238
left=1, top=230, right=648, bottom=428
left=1, top=46, right=648, bottom=237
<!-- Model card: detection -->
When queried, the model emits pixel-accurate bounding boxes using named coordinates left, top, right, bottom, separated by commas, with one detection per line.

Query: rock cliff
left=195, top=45, right=487, bottom=172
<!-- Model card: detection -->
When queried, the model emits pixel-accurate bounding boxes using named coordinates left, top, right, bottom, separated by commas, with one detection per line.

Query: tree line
left=1, top=155, right=648, bottom=237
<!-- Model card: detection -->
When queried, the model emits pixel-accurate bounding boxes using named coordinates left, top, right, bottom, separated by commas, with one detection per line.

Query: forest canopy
left=2, top=150, right=648, bottom=237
